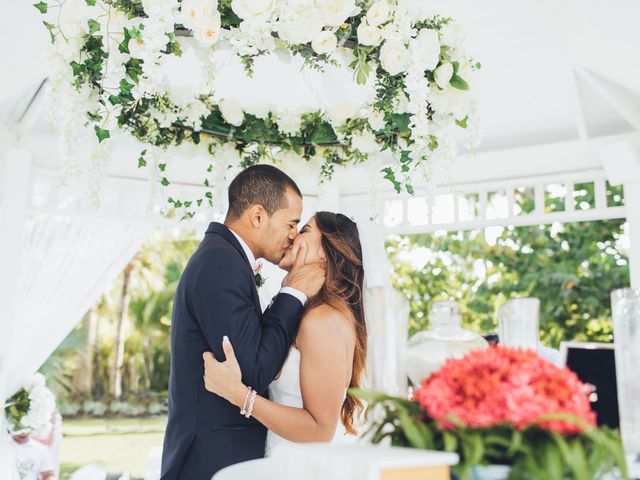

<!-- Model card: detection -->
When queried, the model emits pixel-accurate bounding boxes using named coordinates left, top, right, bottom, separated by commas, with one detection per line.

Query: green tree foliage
left=387, top=185, right=629, bottom=348
left=43, top=231, right=199, bottom=404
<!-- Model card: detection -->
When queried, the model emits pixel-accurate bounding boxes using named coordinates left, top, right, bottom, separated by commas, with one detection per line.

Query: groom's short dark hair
left=226, top=165, right=301, bottom=220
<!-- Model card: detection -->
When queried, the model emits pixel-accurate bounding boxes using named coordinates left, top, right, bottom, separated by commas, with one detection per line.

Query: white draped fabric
left=0, top=153, right=156, bottom=477
left=342, top=197, right=409, bottom=395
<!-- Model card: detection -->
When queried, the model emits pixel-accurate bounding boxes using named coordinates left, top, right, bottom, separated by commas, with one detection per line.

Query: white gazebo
left=1, top=0, right=639, bottom=475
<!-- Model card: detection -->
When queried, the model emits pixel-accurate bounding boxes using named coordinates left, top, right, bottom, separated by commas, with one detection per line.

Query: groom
left=160, top=165, right=325, bottom=479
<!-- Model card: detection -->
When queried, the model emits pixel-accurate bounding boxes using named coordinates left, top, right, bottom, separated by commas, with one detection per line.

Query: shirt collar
left=227, top=227, right=259, bottom=273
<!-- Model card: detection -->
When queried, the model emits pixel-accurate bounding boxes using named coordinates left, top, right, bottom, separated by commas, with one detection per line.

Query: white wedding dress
left=265, top=348, right=346, bottom=456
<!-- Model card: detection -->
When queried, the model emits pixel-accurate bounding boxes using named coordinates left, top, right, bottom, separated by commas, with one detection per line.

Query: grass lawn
left=60, top=416, right=167, bottom=479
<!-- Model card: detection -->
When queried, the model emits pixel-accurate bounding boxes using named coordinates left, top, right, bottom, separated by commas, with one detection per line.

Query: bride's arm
left=204, top=305, right=353, bottom=442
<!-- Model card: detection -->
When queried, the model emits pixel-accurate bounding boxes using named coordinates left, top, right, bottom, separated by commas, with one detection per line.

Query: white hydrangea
left=244, top=102, right=270, bottom=119
left=219, top=99, right=245, bottom=126
left=368, top=109, right=387, bottom=131
left=276, top=111, right=304, bottom=135
left=440, top=21, right=469, bottom=52
left=326, top=102, right=359, bottom=127
left=427, top=85, right=471, bottom=119
left=230, top=21, right=277, bottom=56
left=409, top=28, right=440, bottom=71
left=350, top=129, right=379, bottom=154
left=182, top=100, right=211, bottom=130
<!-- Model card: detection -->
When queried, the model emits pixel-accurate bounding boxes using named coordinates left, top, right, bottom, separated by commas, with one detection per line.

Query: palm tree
left=113, top=260, right=135, bottom=399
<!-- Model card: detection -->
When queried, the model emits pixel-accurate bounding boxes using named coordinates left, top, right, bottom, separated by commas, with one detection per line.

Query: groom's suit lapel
left=205, top=222, right=262, bottom=314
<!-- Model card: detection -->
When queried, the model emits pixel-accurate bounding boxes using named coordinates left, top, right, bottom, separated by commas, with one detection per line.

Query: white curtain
left=0, top=156, right=156, bottom=477
left=341, top=197, right=409, bottom=395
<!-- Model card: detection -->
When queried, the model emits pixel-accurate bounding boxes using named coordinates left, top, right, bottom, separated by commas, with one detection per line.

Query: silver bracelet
left=240, top=386, right=252, bottom=416
left=244, top=390, right=258, bottom=418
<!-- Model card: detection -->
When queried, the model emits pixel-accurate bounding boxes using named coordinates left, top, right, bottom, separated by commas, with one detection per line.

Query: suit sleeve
left=190, top=252, right=303, bottom=395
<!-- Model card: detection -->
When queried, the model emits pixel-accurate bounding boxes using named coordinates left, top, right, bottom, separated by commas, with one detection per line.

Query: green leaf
left=310, top=122, right=338, bottom=144
left=125, top=58, right=143, bottom=84
left=85, top=0, right=97, bottom=5
left=87, top=19, right=100, bottom=35
left=108, top=94, right=123, bottom=105
left=397, top=408, right=429, bottom=449
left=119, top=29, right=131, bottom=54
left=405, top=183, right=415, bottom=195
left=450, top=74, right=469, bottom=91
left=94, top=126, right=110, bottom=143
left=161, top=177, right=170, bottom=187
left=158, top=163, right=166, bottom=172
left=391, top=113, right=410, bottom=134
left=119, top=79, right=134, bottom=94
left=43, top=20, right=56, bottom=44
left=455, top=116, right=469, bottom=129
left=137, top=149, right=147, bottom=168
left=33, top=2, right=47, bottom=13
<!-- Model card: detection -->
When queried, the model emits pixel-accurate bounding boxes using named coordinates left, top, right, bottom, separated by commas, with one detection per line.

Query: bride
left=202, top=211, right=367, bottom=454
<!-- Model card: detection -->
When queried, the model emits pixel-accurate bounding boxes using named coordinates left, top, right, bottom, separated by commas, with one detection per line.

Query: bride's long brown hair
left=304, top=211, right=366, bottom=435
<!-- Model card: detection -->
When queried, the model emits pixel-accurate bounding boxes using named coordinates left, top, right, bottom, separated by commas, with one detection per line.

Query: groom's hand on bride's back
left=282, top=240, right=325, bottom=298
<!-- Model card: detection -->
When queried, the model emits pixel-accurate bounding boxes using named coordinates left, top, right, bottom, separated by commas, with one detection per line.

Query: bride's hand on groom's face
left=203, top=336, right=246, bottom=407
left=282, top=240, right=326, bottom=298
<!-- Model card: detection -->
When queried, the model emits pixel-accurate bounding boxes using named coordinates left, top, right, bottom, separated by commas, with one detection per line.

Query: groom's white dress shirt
left=228, top=228, right=307, bottom=306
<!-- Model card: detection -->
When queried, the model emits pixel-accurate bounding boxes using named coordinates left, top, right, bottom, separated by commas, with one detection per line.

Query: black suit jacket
left=160, top=222, right=303, bottom=480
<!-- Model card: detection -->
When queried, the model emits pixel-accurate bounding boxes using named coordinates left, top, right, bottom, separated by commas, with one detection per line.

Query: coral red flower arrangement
left=414, top=346, right=595, bottom=434
left=354, top=346, right=627, bottom=479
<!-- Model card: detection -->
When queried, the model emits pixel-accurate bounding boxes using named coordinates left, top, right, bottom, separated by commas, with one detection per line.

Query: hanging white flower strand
left=34, top=0, right=479, bottom=217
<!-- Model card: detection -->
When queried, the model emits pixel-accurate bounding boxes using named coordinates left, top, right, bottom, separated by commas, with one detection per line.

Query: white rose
left=434, top=62, right=454, bottom=89
left=368, top=109, right=386, bottom=131
left=277, top=6, right=322, bottom=44
left=312, top=30, right=337, bottom=54
left=194, top=13, right=222, bottom=47
left=357, top=23, right=382, bottom=46
left=232, top=0, right=274, bottom=23
left=365, top=1, right=389, bottom=27
left=410, top=28, right=440, bottom=71
left=314, top=0, right=357, bottom=27
left=142, top=0, right=176, bottom=19
left=276, top=111, right=303, bottom=135
left=380, top=40, right=409, bottom=76
left=219, top=99, right=245, bottom=126
left=180, top=0, right=216, bottom=30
